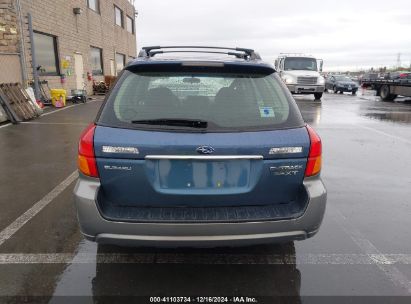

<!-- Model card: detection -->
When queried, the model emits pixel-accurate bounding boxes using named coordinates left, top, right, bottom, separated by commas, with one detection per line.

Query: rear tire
left=314, top=92, right=323, bottom=100
left=352, top=90, right=357, bottom=95
left=380, top=85, right=397, bottom=101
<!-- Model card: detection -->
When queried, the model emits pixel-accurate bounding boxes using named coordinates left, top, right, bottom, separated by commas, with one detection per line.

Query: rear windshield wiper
left=131, top=118, right=208, bottom=129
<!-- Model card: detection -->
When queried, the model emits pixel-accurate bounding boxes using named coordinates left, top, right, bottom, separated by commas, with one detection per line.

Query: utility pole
left=396, top=53, right=401, bottom=69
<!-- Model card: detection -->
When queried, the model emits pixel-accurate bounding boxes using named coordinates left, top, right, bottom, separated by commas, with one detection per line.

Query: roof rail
left=138, top=46, right=262, bottom=60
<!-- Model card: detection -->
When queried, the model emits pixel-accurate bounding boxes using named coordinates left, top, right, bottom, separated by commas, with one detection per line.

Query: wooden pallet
left=0, top=90, right=21, bottom=124
left=0, top=83, right=40, bottom=123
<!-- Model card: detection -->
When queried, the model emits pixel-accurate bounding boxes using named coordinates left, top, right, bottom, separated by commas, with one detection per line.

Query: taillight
left=305, top=124, right=322, bottom=177
left=78, top=124, right=99, bottom=178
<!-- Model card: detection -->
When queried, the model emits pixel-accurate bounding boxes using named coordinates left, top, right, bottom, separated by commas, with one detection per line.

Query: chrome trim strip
left=145, top=155, right=263, bottom=160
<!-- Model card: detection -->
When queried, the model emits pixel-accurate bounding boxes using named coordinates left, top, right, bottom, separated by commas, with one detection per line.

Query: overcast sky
left=134, top=0, right=411, bottom=71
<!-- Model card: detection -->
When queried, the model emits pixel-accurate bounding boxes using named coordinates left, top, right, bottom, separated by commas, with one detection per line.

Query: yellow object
left=312, top=156, right=322, bottom=176
left=61, top=59, right=70, bottom=69
left=50, top=89, right=67, bottom=108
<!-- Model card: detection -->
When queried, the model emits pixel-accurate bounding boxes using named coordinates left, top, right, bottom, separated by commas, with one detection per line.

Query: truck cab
left=275, top=54, right=325, bottom=100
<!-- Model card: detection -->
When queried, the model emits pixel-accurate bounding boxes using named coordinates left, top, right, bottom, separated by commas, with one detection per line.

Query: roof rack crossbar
left=139, top=46, right=261, bottom=60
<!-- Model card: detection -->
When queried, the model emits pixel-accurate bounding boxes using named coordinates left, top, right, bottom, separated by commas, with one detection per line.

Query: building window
left=33, top=31, right=60, bottom=76
left=114, top=6, right=123, bottom=27
left=87, top=0, right=99, bottom=13
left=90, top=47, right=103, bottom=75
left=126, top=16, right=134, bottom=34
left=116, top=53, right=125, bottom=73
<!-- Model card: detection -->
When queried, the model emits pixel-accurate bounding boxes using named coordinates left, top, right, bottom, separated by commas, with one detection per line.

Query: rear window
left=98, top=68, right=304, bottom=132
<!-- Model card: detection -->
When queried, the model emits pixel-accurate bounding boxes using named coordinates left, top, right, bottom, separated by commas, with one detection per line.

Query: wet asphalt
left=0, top=91, right=411, bottom=303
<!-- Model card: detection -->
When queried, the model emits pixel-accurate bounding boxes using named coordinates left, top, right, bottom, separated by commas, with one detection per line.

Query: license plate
left=157, top=159, right=251, bottom=189
left=348, top=86, right=352, bottom=90
left=297, top=87, right=313, bottom=92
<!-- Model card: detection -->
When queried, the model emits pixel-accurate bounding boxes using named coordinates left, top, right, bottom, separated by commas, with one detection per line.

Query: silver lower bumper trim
left=94, top=231, right=307, bottom=247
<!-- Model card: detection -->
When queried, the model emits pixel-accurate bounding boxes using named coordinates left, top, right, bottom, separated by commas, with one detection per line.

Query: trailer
left=361, top=79, right=411, bottom=101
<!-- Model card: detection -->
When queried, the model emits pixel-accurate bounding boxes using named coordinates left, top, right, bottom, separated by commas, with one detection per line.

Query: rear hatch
left=94, top=126, right=309, bottom=208
left=93, top=60, right=310, bottom=221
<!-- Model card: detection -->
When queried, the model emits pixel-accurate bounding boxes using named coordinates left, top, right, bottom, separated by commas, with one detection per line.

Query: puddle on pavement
left=362, top=112, right=411, bottom=124
left=48, top=241, right=302, bottom=298
left=295, top=101, right=323, bottom=125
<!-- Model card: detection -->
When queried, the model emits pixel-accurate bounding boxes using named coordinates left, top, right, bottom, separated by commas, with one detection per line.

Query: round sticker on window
left=259, top=107, right=275, bottom=118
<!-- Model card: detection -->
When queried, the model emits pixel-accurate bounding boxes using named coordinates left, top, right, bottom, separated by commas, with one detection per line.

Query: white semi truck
left=275, top=54, right=325, bottom=100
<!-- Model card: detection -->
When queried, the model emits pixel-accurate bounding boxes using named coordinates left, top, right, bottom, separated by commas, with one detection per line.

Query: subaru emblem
left=196, top=146, right=215, bottom=155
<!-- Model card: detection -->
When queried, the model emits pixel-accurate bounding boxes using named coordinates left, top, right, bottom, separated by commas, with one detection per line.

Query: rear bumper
left=287, top=85, right=325, bottom=94
left=73, top=174, right=327, bottom=247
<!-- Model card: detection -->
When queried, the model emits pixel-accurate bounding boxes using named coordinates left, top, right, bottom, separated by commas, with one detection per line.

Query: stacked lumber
left=0, top=83, right=41, bottom=124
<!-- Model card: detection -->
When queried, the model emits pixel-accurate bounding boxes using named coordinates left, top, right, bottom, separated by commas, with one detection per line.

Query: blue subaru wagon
left=74, top=46, right=327, bottom=247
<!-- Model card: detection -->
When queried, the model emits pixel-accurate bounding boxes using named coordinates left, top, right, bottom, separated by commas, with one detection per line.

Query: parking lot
left=1, top=91, right=411, bottom=302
